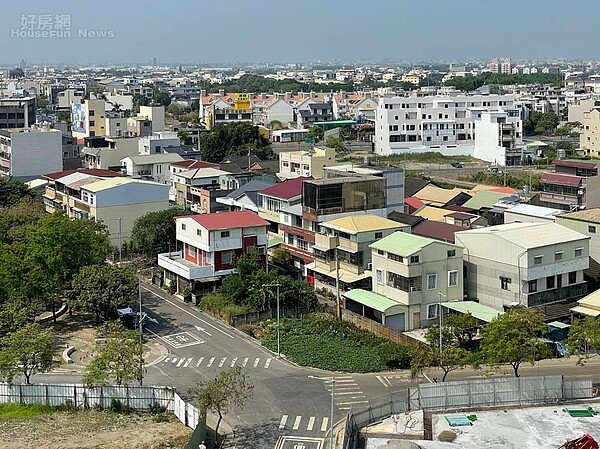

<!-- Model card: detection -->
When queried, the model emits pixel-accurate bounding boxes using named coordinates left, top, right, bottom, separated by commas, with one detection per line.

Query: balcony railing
left=157, top=251, right=215, bottom=280
left=527, top=283, right=587, bottom=307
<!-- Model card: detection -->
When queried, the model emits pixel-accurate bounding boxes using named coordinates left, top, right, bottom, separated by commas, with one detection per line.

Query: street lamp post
left=438, top=292, right=447, bottom=369
left=139, top=276, right=144, bottom=385
left=309, top=375, right=335, bottom=449
left=263, top=283, right=281, bottom=358
left=108, top=217, right=122, bottom=262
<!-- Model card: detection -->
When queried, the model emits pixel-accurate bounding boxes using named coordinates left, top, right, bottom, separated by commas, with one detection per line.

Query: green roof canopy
left=343, top=289, right=403, bottom=313
left=440, top=301, right=503, bottom=323
left=370, top=231, right=435, bottom=257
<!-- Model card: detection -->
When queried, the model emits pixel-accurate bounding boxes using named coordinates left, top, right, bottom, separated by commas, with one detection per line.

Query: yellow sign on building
left=234, top=93, right=251, bottom=110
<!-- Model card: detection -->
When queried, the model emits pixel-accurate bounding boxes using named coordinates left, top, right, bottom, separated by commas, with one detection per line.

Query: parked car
left=451, top=162, right=463, bottom=168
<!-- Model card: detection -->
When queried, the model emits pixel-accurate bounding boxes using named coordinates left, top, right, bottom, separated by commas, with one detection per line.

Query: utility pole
left=108, top=217, right=123, bottom=262
left=263, top=283, right=281, bottom=358
left=335, top=246, right=341, bottom=319
left=139, top=276, right=143, bottom=385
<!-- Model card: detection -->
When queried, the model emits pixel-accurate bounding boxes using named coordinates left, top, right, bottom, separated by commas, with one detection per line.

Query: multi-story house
left=138, top=131, right=181, bottom=155
left=343, top=231, right=464, bottom=331
left=252, top=95, right=294, bottom=126
left=126, top=116, right=152, bottom=137
left=157, top=210, right=268, bottom=295
left=258, top=177, right=306, bottom=234
left=455, top=222, right=589, bottom=318
left=332, top=92, right=378, bottom=121
left=0, top=96, right=36, bottom=129
left=71, top=99, right=106, bottom=139
left=0, top=127, right=62, bottom=181
left=308, top=215, right=410, bottom=294
left=278, top=146, right=335, bottom=179
left=297, top=102, right=334, bottom=128
left=555, top=208, right=600, bottom=279
left=216, top=180, right=275, bottom=212
left=81, top=136, right=140, bottom=171
left=120, top=153, right=183, bottom=184
left=539, top=159, right=600, bottom=211
left=170, top=166, right=231, bottom=209
left=580, top=108, right=600, bottom=158
left=473, top=109, right=523, bottom=166
left=374, top=94, right=521, bottom=157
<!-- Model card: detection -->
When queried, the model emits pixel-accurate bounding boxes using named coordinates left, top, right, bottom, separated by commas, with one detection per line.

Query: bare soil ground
left=0, top=410, right=191, bottom=449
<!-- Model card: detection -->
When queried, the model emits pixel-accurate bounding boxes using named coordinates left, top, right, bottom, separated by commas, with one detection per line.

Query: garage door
left=385, top=313, right=405, bottom=331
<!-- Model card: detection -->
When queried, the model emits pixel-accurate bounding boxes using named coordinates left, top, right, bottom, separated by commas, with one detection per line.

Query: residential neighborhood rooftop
left=322, top=214, right=406, bottom=234
left=558, top=208, right=600, bottom=224
left=189, top=210, right=269, bottom=231
left=370, top=230, right=439, bottom=256
left=259, top=176, right=308, bottom=199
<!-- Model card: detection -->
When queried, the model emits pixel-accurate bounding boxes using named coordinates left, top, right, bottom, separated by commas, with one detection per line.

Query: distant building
left=0, top=127, right=62, bottom=180
left=580, top=108, right=600, bottom=157
left=539, top=159, right=600, bottom=211
left=71, top=99, right=106, bottom=139
left=0, top=96, right=36, bottom=129
left=278, top=146, right=335, bottom=179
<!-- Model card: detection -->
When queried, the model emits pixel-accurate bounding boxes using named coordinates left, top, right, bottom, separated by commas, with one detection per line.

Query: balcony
left=280, top=243, right=314, bottom=264
left=158, top=251, right=215, bottom=280
left=315, top=233, right=337, bottom=250
left=526, top=283, right=588, bottom=307
left=539, top=192, right=581, bottom=206
left=137, top=170, right=151, bottom=176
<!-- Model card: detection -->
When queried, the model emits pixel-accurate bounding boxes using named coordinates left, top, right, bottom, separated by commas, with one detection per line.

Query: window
left=557, top=274, right=563, bottom=288
left=181, top=223, right=186, bottom=230
left=376, top=269, right=384, bottom=285
left=282, top=161, right=289, bottom=167
left=221, top=251, right=233, bottom=265
left=89, top=120, right=95, bottom=126
left=377, top=249, right=384, bottom=255
left=427, top=274, right=437, bottom=290
left=388, top=253, right=403, bottom=263
left=188, top=245, right=196, bottom=257
left=246, top=245, right=256, bottom=254
left=448, top=270, right=458, bottom=287
left=534, top=255, right=543, bottom=265
left=427, top=303, right=438, bottom=320
left=528, top=280, right=537, bottom=293
left=575, top=248, right=583, bottom=257
left=196, top=229, right=201, bottom=236
left=546, top=276, right=555, bottom=289
left=569, top=271, right=577, bottom=284
left=410, top=255, right=420, bottom=264
left=554, top=252, right=563, bottom=261
left=220, top=230, right=230, bottom=238
left=589, top=225, right=596, bottom=234
left=500, top=276, right=511, bottom=290
left=375, top=231, right=383, bottom=239
left=447, top=249, right=456, bottom=258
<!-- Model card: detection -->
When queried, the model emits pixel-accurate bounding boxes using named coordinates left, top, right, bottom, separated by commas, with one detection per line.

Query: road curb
left=145, top=341, right=170, bottom=367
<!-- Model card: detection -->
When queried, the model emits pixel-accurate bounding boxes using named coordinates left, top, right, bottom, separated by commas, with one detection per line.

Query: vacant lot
left=0, top=404, right=191, bottom=449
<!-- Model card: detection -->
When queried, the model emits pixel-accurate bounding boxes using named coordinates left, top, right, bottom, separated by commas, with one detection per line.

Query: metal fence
left=0, top=383, right=174, bottom=411
left=229, top=305, right=311, bottom=327
left=408, top=375, right=593, bottom=411
left=341, top=376, right=594, bottom=449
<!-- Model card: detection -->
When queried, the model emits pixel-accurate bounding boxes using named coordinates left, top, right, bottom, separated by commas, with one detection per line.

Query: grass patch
left=258, top=313, right=412, bottom=373
left=0, top=403, right=57, bottom=420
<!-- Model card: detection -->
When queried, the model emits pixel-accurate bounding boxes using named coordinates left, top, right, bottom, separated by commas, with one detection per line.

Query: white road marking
left=337, top=400, right=369, bottom=405
left=336, top=376, right=353, bottom=379
left=164, top=358, right=170, bottom=363
left=170, top=358, right=178, bottom=364
left=242, top=357, right=249, bottom=367
left=293, top=415, right=301, bottom=430
left=278, top=415, right=288, bottom=430
left=194, top=325, right=212, bottom=336
left=307, top=416, right=315, bottom=431
left=338, top=407, right=351, bottom=410
left=376, top=375, right=389, bottom=387
left=230, top=357, right=238, bottom=367
left=334, top=391, right=364, bottom=395
left=176, top=358, right=185, bottom=367
left=253, top=358, right=260, bottom=368
left=320, top=417, right=329, bottom=432
left=155, top=295, right=234, bottom=339
left=207, top=357, right=215, bottom=367
left=183, top=358, right=192, bottom=367
left=218, top=357, right=227, bottom=368
left=196, top=357, right=204, bottom=367
left=334, top=379, right=356, bottom=383
left=264, top=358, right=272, bottom=368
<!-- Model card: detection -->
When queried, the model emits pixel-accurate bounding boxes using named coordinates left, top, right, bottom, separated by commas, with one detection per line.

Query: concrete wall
left=10, top=129, right=63, bottom=179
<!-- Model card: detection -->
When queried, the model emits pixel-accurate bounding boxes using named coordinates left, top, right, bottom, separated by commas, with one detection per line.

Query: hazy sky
left=1, top=0, right=599, bottom=65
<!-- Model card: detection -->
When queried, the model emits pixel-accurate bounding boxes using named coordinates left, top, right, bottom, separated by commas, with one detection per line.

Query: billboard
left=71, top=102, right=86, bottom=134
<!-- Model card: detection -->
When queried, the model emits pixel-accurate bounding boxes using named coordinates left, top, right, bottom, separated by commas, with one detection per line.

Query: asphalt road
left=32, top=284, right=600, bottom=448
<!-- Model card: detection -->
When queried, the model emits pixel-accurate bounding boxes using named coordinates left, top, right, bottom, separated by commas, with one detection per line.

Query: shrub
left=109, top=398, right=130, bottom=414
left=149, top=402, right=167, bottom=415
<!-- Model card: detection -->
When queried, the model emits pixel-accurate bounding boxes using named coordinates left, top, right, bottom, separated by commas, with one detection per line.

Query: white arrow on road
left=194, top=325, right=212, bottom=336
left=141, top=312, right=158, bottom=324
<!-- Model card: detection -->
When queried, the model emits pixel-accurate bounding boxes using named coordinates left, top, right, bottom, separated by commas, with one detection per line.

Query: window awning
left=571, top=305, right=600, bottom=317
left=440, top=301, right=504, bottom=323
left=343, top=289, right=406, bottom=314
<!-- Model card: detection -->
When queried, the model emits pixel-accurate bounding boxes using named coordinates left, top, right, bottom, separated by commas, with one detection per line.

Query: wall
left=139, top=106, right=165, bottom=133
left=10, top=129, right=62, bottom=179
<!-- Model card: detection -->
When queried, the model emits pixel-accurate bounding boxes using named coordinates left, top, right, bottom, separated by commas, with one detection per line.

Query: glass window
left=196, top=229, right=201, bottom=236
left=388, top=253, right=403, bottom=263
left=410, top=255, right=420, bottom=264
left=500, top=277, right=511, bottom=290
left=546, top=276, right=555, bottom=289
left=528, top=280, right=537, bottom=293
left=181, top=223, right=186, bottom=230
left=376, top=269, right=384, bottom=285
left=569, top=271, right=577, bottom=284
left=427, top=274, right=437, bottom=290
left=554, top=252, right=563, bottom=261
left=375, top=232, right=383, bottom=239
left=220, top=230, right=230, bottom=238
left=377, top=249, right=384, bottom=255
left=221, top=251, right=233, bottom=265
left=427, top=303, right=438, bottom=320
left=447, top=249, right=456, bottom=258
left=188, top=245, right=196, bottom=257
left=589, top=225, right=596, bottom=234
left=534, top=255, right=543, bottom=265
left=575, top=248, right=583, bottom=257
left=448, top=270, right=458, bottom=287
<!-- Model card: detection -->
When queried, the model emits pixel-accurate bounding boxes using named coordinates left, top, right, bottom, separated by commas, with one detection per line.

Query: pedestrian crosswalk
left=162, top=355, right=273, bottom=370
left=278, top=414, right=330, bottom=433
left=326, top=375, right=369, bottom=411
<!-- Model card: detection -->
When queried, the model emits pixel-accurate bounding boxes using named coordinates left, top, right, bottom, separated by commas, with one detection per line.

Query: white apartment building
left=0, top=127, right=62, bottom=180
left=71, top=99, right=106, bottom=139
left=374, top=94, right=521, bottom=160
left=473, top=110, right=523, bottom=166
left=138, top=132, right=181, bottom=155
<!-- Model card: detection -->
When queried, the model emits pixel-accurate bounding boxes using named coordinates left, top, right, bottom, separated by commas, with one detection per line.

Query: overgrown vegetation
left=445, top=72, right=561, bottom=92
left=257, top=313, right=412, bottom=373
left=458, top=171, right=543, bottom=190
left=341, top=151, right=477, bottom=166
left=199, top=122, right=273, bottom=163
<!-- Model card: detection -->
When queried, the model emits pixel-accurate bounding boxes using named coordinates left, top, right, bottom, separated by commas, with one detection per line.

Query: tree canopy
left=0, top=178, right=37, bottom=209
left=199, top=122, right=273, bottom=163
left=130, top=208, right=193, bottom=258
left=566, top=316, right=600, bottom=365
left=445, top=73, right=561, bottom=92
left=481, top=308, right=550, bottom=377
left=83, top=321, right=142, bottom=386
left=194, top=367, right=254, bottom=448
left=71, top=264, right=138, bottom=325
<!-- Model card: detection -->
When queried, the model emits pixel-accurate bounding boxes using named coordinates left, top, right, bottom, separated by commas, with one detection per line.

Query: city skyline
left=0, top=0, right=599, bottom=65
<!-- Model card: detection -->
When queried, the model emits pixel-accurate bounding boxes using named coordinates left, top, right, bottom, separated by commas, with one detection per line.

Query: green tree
left=534, top=112, right=559, bottom=134
left=306, top=126, right=324, bottom=143
left=0, top=178, right=37, bottom=208
left=56, top=110, right=71, bottom=123
left=199, top=122, right=272, bottom=163
left=0, top=197, right=45, bottom=245
left=194, top=367, right=254, bottom=448
left=25, top=213, right=111, bottom=321
left=130, top=208, right=193, bottom=258
left=178, top=129, right=193, bottom=145
left=270, top=247, right=292, bottom=266
left=154, top=90, right=172, bottom=107
left=444, top=313, right=480, bottom=348
left=0, top=323, right=55, bottom=384
left=325, top=136, right=345, bottom=151
left=566, top=316, right=600, bottom=365
left=71, top=264, right=138, bottom=325
left=83, top=321, right=142, bottom=386
left=481, top=308, right=550, bottom=377
left=268, top=120, right=283, bottom=130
